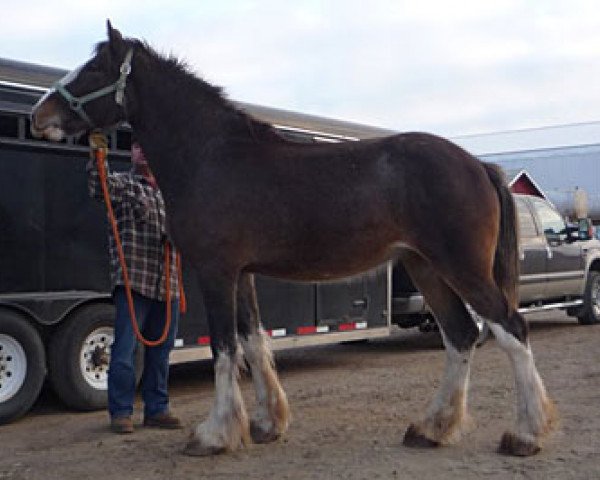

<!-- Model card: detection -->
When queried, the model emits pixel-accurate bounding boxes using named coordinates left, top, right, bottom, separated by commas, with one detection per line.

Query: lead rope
left=89, top=132, right=185, bottom=347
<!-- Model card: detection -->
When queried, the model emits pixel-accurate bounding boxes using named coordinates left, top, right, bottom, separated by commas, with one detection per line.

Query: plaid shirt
left=87, top=159, right=179, bottom=301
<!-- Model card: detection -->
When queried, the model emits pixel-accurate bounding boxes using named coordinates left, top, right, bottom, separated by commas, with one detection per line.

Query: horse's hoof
left=250, top=420, right=281, bottom=444
left=402, top=424, right=440, bottom=448
left=498, top=432, right=541, bottom=457
left=182, top=437, right=227, bottom=457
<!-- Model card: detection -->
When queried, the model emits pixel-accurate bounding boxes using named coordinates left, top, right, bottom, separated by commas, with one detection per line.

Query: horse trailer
left=0, top=60, right=398, bottom=424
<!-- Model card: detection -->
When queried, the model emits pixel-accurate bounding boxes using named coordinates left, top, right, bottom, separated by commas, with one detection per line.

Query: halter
left=53, top=48, right=134, bottom=127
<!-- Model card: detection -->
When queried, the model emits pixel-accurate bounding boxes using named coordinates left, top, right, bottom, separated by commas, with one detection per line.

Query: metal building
left=454, top=123, right=600, bottom=222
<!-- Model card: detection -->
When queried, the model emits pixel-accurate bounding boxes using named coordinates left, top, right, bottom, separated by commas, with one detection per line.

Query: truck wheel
left=48, top=303, right=116, bottom=410
left=0, top=311, right=46, bottom=424
left=578, top=271, right=600, bottom=325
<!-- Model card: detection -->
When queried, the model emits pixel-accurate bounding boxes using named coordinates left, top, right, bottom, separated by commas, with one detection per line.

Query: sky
left=3, top=0, right=600, bottom=137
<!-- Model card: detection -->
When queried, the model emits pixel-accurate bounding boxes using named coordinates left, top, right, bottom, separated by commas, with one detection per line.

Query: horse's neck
left=132, top=69, right=224, bottom=135
left=128, top=65, right=235, bottom=194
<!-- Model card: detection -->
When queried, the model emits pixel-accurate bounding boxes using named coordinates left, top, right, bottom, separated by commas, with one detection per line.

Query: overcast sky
left=3, top=0, right=600, bottom=136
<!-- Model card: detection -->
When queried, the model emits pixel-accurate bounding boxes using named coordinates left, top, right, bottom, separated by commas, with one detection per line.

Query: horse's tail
left=483, top=163, right=520, bottom=310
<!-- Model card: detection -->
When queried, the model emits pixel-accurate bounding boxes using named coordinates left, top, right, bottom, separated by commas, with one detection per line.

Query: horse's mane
left=96, top=39, right=288, bottom=144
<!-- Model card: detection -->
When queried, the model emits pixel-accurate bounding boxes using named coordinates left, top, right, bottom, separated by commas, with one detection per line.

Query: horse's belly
left=250, top=241, right=399, bottom=282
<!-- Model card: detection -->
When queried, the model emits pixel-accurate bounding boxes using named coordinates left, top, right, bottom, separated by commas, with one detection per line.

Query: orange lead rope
left=90, top=132, right=185, bottom=347
left=176, top=253, right=187, bottom=314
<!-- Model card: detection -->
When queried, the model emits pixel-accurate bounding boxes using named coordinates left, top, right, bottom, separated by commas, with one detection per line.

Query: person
left=87, top=140, right=182, bottom=434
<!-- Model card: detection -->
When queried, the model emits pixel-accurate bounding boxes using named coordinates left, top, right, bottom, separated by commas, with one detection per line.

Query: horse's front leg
left=184, top=268, right=250, bottom=456
left=237, top=273, right=290, bottom=443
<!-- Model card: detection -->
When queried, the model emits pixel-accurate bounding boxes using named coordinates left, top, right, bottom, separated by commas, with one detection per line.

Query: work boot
left=110, top=416, right=134, bottom=434
left=143, top=412, right=183, bottom=429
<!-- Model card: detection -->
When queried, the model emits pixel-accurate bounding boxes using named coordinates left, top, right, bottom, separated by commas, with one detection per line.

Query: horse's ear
left=106, top=19, right=125, bottom=52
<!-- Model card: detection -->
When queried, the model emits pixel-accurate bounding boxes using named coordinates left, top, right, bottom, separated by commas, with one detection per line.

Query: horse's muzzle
left=31, top=98, right=67, bottom=142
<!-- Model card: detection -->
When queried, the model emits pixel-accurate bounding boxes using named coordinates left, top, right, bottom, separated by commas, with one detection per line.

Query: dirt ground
left=1, top=312, right=599, bottom=480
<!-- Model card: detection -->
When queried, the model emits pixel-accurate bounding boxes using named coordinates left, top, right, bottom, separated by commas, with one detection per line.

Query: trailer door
left=316, top=265, right=389, bottom=330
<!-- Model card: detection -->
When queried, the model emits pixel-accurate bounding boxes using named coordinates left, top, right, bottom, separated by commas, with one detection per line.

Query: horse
left=31, top=21, right=557, bottom=457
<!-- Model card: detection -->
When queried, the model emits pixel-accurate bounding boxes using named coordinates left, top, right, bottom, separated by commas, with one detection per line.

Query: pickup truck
left=391, top=193, right=600, bottom=332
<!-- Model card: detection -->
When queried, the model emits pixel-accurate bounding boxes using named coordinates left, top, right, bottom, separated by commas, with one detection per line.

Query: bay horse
left=31, top=21, right=557, bottom=457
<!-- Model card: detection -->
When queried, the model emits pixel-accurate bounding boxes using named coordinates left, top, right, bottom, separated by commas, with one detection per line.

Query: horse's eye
left=85, top=58, right=106, bottom=73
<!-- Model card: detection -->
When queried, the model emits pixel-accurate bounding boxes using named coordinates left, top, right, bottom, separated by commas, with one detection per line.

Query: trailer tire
left=48, top=304, right=116, bottom=410
left=578, top=271, right=600, bottom=325
left=0, top=311, right=46, bottom=425
left=49, top=303, right=145, bottom=411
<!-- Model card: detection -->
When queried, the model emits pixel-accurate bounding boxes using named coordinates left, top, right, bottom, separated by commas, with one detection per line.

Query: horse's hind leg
left=447, top=273, right=558, bottom=456
left=487, top=320, right=558, bottom=455
left=237, top=273, right=290, bottom=444
left=184, top=267, right=250, bottom=456
left=400, top=251, right=479, bottom=448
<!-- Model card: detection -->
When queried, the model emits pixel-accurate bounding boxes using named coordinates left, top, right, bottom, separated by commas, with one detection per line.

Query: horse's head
left=31, top=21, right=135, bottom=141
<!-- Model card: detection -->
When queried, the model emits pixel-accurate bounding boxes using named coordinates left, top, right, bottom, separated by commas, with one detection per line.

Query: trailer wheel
left=0, top=311, right=46, bottom=425
left=578, top=271, right=600, bottom=325
left=48, top=303, right=116, bottom=410
left=48, top=303, right=144, bottom=410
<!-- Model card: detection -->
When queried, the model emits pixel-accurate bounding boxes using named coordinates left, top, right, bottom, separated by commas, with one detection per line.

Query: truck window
left=531, top=198, right=566, bottom=236
left=515, top=197, right=538, bottom=238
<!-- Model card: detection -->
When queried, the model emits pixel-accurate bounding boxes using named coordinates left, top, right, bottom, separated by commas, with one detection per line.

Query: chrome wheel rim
left=79, top=327, right=113, bottom=390
left=0, top=334, right=28, bottom=403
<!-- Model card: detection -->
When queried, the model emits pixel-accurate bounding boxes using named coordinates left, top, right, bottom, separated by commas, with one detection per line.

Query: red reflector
left=197, top=336, right=211, bottom=345
left=339, top=323, right=356, bottom=331
left=297, top=326, right=317, bottom=335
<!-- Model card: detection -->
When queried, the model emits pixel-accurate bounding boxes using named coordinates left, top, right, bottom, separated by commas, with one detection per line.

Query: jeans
left=108, top=286, right=179, bottom=419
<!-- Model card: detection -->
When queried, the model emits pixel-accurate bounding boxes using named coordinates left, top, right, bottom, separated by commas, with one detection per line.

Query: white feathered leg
left=489, top=324, right=557, bottom=456
left=241, top=328, right=290, bottom=443
left=184, top=349, right=250, bottom=456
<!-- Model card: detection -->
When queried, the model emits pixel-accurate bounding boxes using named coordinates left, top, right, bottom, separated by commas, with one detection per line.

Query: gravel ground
left=1, top=313, right=599, bottom=480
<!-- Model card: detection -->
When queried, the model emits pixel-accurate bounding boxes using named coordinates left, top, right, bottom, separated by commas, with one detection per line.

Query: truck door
left=516, top=197, right=548, bottom=303
left=530, top=197, right=585, bottom=299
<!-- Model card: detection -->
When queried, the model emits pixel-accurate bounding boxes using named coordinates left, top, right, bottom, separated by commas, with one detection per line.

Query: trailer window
left=278, top=129, right=318, bottom=143
left=0, top=113, right=19, bottom=138
left=116, top=129, right=132, bottom=151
